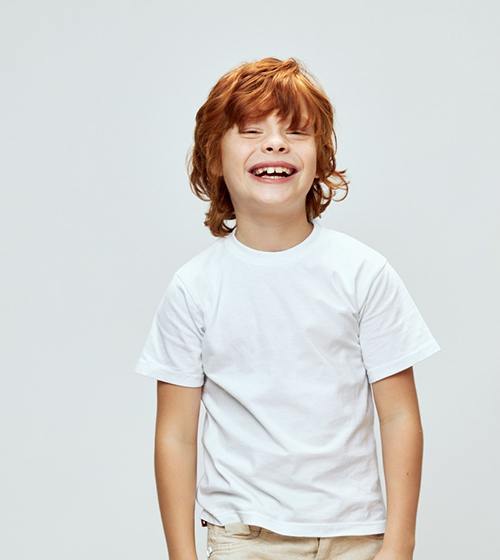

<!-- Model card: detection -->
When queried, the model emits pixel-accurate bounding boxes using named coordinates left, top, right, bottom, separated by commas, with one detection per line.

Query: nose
left=262, top=131, right=289, bottom=153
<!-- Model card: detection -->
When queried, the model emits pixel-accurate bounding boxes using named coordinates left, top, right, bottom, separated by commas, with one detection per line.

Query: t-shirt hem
left=135, top=360, right=204, bottom=387
left=366, top=338, right=441, bottom=383
left=199, top=509, right=386, bottom=538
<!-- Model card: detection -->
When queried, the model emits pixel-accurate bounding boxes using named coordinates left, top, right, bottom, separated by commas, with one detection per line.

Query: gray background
left=2, top=1, right=499, bottom=558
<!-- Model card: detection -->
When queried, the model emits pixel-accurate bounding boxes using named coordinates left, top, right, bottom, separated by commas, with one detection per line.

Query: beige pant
left=206, top=522, right=384, bottom=560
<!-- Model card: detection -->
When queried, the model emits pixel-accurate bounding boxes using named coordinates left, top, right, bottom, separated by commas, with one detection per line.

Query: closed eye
left=240, top=129, right=308, bottom=135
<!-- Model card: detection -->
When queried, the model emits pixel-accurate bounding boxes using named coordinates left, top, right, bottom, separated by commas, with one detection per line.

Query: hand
left=374, top=549, right=413, bottom=560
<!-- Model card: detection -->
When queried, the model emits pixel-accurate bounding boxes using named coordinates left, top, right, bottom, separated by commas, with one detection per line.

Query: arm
left=154, top=380, right=202, bottom=560
left=371, top=367, right=422, bottom=558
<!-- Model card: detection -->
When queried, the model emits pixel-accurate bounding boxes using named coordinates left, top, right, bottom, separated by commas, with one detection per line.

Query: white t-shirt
left=135, top=217, right=441, bottom=538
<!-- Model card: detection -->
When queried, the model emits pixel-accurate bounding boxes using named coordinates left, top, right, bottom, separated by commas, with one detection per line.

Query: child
left=135, top=57, right=440, bottom=560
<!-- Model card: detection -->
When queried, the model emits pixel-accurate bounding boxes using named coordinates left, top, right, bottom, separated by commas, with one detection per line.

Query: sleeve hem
left=366, top=338, right=441, bottom=384
left=135, top=361, right=205, bottom=387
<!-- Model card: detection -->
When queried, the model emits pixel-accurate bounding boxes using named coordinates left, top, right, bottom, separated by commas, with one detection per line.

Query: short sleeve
left=134, top=273, right=205, bottom=387
left=358, top=259, right=441, bottom=383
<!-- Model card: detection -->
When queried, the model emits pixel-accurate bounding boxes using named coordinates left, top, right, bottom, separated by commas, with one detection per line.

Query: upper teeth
left=253, top=166, right=294, bottom=176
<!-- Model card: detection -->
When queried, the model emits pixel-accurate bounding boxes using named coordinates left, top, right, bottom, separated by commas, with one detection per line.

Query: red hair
left=186, top=57, right=349, bottom=236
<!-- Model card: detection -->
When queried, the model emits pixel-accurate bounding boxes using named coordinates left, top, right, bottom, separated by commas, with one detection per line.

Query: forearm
left=379, top=413, right=423, bottom=555
left=154, top=437, right=198, bottom=560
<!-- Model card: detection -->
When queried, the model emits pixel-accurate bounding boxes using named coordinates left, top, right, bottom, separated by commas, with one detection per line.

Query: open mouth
left=248, top=164, right=299, bottom=179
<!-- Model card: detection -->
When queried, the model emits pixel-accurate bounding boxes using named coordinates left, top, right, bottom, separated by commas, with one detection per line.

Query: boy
left=135, top=57, right=441, bottom=560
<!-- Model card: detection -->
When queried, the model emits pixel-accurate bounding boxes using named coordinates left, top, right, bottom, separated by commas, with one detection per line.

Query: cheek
left=223, top=155, right=252, bottom=183
left=222, top=160, right=242, bottom=183
left=301, top=142, right=317, bottom=163
left=304, top=148, right=318, bottom=175
left=221, top=159, right=246, bottom=191
left=220, top=148, right=236, bottom=179
left=309, top=144, right=318, bottom=162
left=220, top=137, right=237, bottom=176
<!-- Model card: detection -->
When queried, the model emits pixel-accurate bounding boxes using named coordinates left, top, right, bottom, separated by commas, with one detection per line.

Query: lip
left=249, top=172, right=298, bottom=184
left=247, top=161, right=299, bottom=174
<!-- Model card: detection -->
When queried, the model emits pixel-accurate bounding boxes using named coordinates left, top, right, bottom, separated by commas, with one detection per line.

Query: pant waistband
left=200, top=519, right=257, bottom=536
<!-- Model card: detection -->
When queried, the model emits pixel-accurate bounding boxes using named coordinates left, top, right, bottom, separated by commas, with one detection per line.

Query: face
left=219, top=110, right=318, bottom=218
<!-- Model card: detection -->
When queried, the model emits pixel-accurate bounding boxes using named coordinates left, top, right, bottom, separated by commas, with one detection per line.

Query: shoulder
left=319, top=224, right=387, bottom=273
left=315, top=225, right=391, bottom=309
left=175, top=237, right=223, bottom=276
left=169, top=236, right=225, bottom=304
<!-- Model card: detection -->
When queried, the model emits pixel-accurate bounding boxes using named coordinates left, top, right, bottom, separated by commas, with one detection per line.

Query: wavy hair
left=186, top=57, right=349, bottom=237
